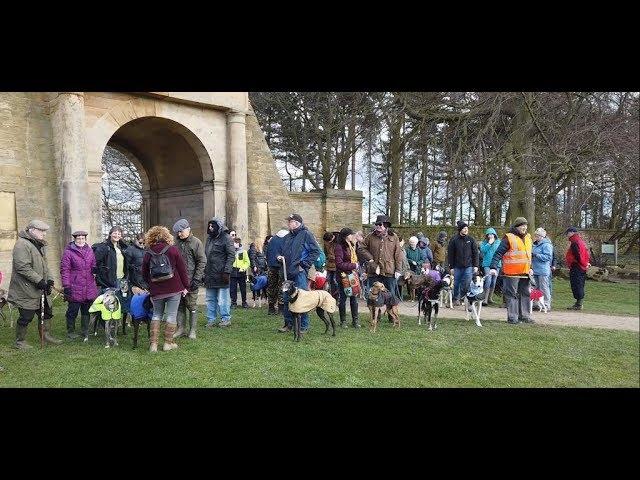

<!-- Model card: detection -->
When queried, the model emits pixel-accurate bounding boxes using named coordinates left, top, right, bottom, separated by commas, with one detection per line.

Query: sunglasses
left=374, top=222, right=384, bottom=227
left=230, top=233, right=236, bottom=236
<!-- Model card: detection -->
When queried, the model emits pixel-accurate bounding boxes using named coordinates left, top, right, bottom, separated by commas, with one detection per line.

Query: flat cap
left=72, top=230, right=88, bottom=237
left=27, top=220, right=50, bottom=231
left=172, top=218, right=190, bottom=233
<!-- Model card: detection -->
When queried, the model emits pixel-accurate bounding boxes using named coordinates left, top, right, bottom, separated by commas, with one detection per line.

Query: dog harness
left=466, top=282, right=485, bottom=302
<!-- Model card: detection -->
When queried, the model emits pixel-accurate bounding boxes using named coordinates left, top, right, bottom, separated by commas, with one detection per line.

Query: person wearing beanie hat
left=564, top=227, right=590, bottom=310
left=532, top=227, right=554, bottom=312
left=171, top=218, right=206, bottom=339
left=447, top=221, right=479, bottom=305
left=275, top=214, right=321, bottom=335
left=334, top=228, right=361, bottom=328
left=489, top=217, right=534, bottom=324
left=359, top=214, right=404, bottom=303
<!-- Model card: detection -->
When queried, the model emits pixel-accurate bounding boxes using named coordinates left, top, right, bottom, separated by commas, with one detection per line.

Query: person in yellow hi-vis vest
left=489, top=217, right=534, bottom=324
left=230, top=236, right=251, bottom=308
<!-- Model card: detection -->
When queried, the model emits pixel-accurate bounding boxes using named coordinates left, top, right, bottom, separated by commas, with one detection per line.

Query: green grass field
left=0, top=285, right=637, bottom=387
left=548, top=278, right=639, bottom=316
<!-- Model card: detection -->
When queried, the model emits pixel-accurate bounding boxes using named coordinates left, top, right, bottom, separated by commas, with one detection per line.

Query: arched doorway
left=101, top=117, right=215, bottom=241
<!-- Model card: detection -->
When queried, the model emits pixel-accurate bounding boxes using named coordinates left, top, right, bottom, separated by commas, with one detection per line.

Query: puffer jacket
left=417, top=235, right=433, bottom=265
left=124, top=242, right=147, bottom=289
left=532, top=237, right=553, bottom=276
left=93, top=239, right=129, bottom=289
left=480, top=228, right=501, bottom=268
left=176, top=233, right=206, bottom=287
left=7, top=230, right=53, bottom=310
left=204, top=217, right=235, bottom=288
left=265, top=230, right=287, bottom=268
left=60, top=242, right=98, bottom=303
left=359, top=230, right=405, bottom=277
left=447, top=233, right=479, bottom=270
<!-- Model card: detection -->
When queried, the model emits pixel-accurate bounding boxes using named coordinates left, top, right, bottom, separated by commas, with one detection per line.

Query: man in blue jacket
left=276, top=214, right=321, bottom=335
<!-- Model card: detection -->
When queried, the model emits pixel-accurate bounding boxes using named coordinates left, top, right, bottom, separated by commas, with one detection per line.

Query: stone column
left=213, top=180, right=228, bottom=221
left=50, top=92, right=92, bottom=244
left=226, top=111, right=248, bottom=240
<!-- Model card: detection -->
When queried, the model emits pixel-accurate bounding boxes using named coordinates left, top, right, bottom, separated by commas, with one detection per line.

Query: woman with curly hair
left=142, top=226, right=190, bottom=352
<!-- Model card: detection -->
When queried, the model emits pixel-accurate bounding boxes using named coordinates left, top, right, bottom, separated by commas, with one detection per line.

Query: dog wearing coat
left=86, top=289, right=122, bottom=348
left=282, top=280, right=337, bottom=341
left=418, top=276, right=451, bottom=330
left=249, top=274, right=268, bottom=308
left=367, top=281, right=401, bottom=333
left=463, top=273, right=485, bottom=327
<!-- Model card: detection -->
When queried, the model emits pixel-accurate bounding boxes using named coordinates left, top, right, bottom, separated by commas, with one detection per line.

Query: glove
left=36, top=279, right=47, bottom=291
left=410, top=260, right=417, bottom=266
left=394, top=272, right=401, bottom=280
left=221, top=273, right=230, bottom=283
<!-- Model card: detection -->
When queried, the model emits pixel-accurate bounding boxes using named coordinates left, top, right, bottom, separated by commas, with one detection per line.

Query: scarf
left=346, top=240, right=357, bottom=264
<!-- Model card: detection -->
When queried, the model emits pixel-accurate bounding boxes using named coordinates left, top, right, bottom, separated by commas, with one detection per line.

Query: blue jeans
left=453, top=267, right=473, bottom=301
left=205, top=287, right=231, bottom=324
left=483, top=267, right=497, bottom=291
left=283, top=270, right=310, bottom=330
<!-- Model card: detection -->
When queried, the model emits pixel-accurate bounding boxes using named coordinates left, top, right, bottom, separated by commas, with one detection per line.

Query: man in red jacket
left=564, top=227, right=591, bottom=310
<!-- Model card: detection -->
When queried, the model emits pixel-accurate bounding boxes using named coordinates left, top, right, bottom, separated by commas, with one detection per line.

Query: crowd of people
left=1, top=212, right=592, bottom=357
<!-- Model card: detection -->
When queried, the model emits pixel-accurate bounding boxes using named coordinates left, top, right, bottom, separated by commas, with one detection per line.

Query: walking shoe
left=67, top=332, right=79, bottom=340
left=277, top=325, right=291, bottom=333
left=521, top=318, right=535, bottom=324
left=218, top=320, right=231, bottom=327
left=205, top=322, right=218, bottom=329
left=567, top=303, right=583, bottom=310
left=507, top=319, right=520, bottom=324
left=242, top=302, right=249, bottom=309
left=230, top=303, right=237, bottom=309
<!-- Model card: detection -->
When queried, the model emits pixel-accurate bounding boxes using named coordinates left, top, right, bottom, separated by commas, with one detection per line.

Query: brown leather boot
left=149, top=320, right=160, bottom=352
left=163, top=323, right=179, bottom=351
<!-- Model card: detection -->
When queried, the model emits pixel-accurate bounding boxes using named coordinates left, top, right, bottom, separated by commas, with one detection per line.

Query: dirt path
left=358, top=299, right=639, bottom=332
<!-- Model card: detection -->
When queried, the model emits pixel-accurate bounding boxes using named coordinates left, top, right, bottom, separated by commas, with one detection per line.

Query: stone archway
left=103, top=116, right=215, bottom=241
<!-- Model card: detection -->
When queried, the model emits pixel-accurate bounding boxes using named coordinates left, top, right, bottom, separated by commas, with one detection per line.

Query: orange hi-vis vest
left=502, top=233, right=532, bottom=276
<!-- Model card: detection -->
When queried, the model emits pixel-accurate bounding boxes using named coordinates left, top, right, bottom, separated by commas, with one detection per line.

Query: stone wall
left=0, top=93, right=62, bottom=289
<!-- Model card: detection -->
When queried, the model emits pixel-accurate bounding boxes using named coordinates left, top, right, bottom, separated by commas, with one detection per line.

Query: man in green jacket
left=8, top=220, right=63, bottom=349
left=172, top=219, right=207, bottom=339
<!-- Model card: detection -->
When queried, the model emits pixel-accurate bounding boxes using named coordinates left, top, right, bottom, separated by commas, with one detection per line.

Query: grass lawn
left=547, top=278, right=639, bottom=316
left=0, top=296, right=637, bottom=387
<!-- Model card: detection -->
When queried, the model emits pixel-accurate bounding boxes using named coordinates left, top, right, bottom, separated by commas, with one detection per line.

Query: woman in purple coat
left=60, top=230, right=98, bottom=339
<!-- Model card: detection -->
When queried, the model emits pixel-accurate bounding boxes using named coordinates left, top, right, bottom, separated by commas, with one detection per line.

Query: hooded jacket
left=204, top=217, right=235, bottom=288
left=60, top=241, right=99, bottom=303
left=277, top=223, right=321, bottom=279
left=479, top=228, right=501, bottom=268
left=417, top=235, right=433, bottom=265
left=8, top=230, right=53, bottom=310
left=532, top=237, right=554, bottom=276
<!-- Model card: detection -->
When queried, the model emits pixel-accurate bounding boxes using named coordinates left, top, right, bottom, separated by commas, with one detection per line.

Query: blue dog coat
left=129, top=293, right=153, bottom=321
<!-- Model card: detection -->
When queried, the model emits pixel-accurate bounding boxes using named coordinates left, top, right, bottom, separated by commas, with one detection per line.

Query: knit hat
left=565, top=226, right=578, bottom=234
left=512, top=217, right=528, bottom=227
left=172, top=218, right=190, bottom=233
left=456, top=220, right=468, bottom=232
left=27, top=219, right=50, bottom=231
left=534, top=227, right=547, bottom=237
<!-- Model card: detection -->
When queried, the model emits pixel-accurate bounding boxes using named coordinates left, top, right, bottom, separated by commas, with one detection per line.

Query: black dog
left=131, top=295, right=152, bottom=349
left=418, top=277, right=452, bottom=331
left=281, top=280, right=337, bottom=341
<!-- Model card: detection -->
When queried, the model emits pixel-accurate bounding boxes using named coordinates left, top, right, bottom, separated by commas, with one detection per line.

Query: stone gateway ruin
left=0, top=92, right=363, bottom=284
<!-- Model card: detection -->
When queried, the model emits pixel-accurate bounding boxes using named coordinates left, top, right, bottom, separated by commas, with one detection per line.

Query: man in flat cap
left=275, top=213, right=321, bottom=335
left=172, top=218, right=206, bottom=339
left=8, top=220, right=62, bottom=348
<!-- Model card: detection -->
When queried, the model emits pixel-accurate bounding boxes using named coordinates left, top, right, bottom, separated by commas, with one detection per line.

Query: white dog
left=463, top=273, right=484, bottom=327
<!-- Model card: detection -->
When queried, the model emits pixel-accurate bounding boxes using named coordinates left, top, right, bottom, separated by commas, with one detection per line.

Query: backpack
left=146, top=245, right=174, bottom=283
left=314, top=250, right=327, bottom=270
